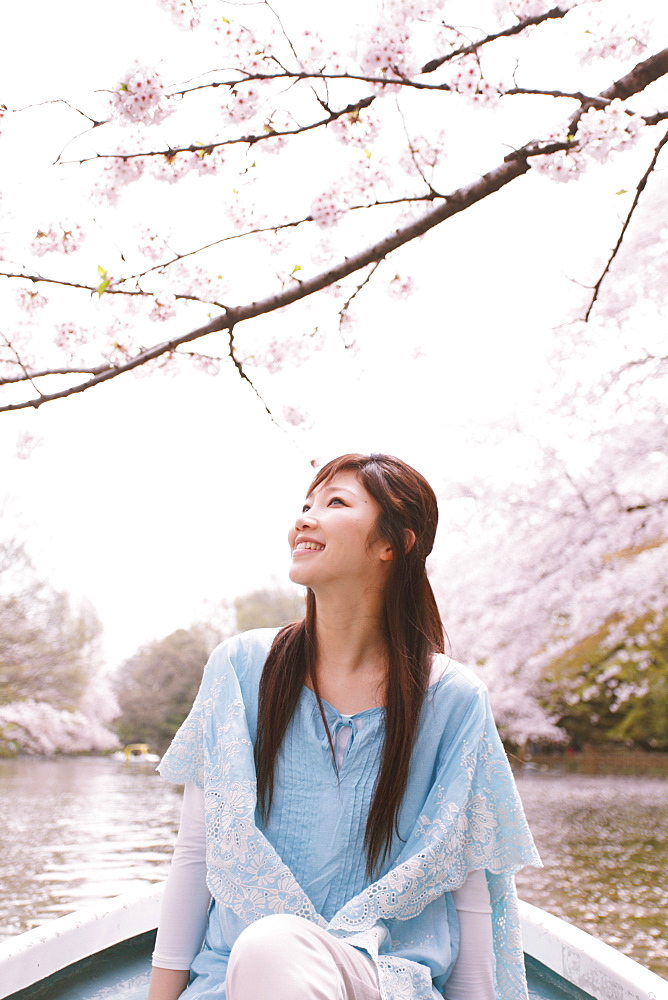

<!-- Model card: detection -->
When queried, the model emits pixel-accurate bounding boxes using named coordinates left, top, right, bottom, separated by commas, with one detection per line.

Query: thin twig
left=585, top=125, right=668, bottom=321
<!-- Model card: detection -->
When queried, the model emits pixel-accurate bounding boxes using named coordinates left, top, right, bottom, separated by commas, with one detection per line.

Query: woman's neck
left=308, top=592, right=389, bottom=713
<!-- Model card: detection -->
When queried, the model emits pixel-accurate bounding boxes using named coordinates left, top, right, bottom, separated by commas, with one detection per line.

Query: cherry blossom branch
left=3, top=46, right=667, bottom=414
left=420, top=6, right=571, bottom=74
left=0, top=365, right=109, bottom=385
left=584, top=125, right=668, bottom=321
left=337, top=262, right=383, bottom=342
left=63, top=95, right=376, bottom=166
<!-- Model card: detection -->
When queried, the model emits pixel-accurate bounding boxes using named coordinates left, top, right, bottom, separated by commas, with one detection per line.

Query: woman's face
left=288, top=470, right=392, bottom=591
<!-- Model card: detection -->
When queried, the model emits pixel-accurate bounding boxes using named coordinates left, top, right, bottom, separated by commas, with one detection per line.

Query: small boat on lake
left=0, top=883, right=666, bottom=1000
left=111, top=744, right=160, bottom=763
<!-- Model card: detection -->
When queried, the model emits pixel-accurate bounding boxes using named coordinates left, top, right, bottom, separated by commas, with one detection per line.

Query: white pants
left=226, top=914, right=381, bottom=1000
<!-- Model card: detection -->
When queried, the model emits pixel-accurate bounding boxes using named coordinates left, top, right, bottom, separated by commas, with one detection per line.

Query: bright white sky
left=0, top=0, right=664, bottom=669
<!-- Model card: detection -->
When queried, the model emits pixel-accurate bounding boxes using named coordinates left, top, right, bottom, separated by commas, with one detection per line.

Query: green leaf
left=292, top=264, right=302, bottom=274
left=616, top=189, right=628, bottom=195
left=96, top=266, right=109, bottom=297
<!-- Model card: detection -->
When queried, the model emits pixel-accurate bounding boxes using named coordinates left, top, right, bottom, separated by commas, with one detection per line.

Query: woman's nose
left=296, top=511, right=316, bottom=530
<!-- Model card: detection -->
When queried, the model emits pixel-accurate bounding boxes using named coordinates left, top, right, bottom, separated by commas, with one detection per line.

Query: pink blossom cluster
left=296, top=29, right=326, bottom=68
left=399, top=133, right=446, bottom=178
left=93, top=153, right=146, bottom=205
left=359, top=29, right=415, bottom=82
left=15, top=286, right=48, bottom=313
left=221, top=85, right=262, bottom=125
left=494, top=0, right=569, bottom=19
left=0, top=700, right=119, bottom=755
left=189, top=353, right=222, bottom=375
left=328, top=110, right=380, bottom=150
left=148, top=290, right=178, bottom=322
left=384, top=0, right=446, bottom=19
left=532, top=100, right=644, bottom=181
left=211, top=18, right=274, bottom=74
left=576, top=99, right=644, bottom=162
left=388, top=274, right=415, bottom=299
left=110, top=64, right=174, bottom=126
left=156, top=0, right=202, bottom=31
left=138, top=228, right=171, bottom=263
left=282, top=406, right=310, bottom=428
left=309, top=189, right=347, bottom=228
left=54, top=322, right=89, bottom=352
left=15, top=431, right=43, bottom=460
left=245, top=333, right=312, bottom=375
left=31, top=222, right=84, bottom=257
left=448, top=57, right=502, bottom=106
left=579, top=18, right=648, bottom=64
left=149, top=147, right=225, bottom=185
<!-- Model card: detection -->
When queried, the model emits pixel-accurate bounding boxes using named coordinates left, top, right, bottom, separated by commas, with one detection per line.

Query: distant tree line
left=0, top=536, right=118, bottom=754
left=113, top=586, right=304, bottom=754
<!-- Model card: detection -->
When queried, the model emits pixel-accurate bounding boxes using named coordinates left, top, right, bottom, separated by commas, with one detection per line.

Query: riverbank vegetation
left=0, top=536, right=119, bottom=756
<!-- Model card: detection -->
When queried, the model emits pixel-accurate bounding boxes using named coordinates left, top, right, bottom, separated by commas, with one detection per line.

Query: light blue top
left=159, top=628, right=540, bottom=1000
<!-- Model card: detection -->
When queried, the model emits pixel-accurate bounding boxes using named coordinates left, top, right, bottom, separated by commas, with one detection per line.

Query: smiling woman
left=147, top=454, right=541, bottom=1000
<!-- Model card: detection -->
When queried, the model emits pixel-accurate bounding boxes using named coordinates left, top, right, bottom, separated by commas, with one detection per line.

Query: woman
left=148, top=453, right=540, bottom=1000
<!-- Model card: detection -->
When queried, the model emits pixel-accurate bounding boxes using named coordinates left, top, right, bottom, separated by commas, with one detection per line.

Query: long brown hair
left=254, top=453, right=444, bottom=876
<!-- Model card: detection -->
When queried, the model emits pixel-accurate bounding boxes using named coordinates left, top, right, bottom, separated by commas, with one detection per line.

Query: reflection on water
left=0, top=757, right=181, bottom=937
left=515, top=772, right=668, bottom=979
left=0, top=759, right=666, bottom=981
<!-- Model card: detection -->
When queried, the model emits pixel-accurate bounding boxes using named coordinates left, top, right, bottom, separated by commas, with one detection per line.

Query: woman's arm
left=148, top=781, right=211, bottom=999
left=443, top=869, right=495, bottom=1000
left=147, top=967, right=191, bottom=1000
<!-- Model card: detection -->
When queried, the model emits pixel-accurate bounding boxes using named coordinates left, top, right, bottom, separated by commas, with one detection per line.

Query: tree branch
left=420, top=6, right=571, bottom=74
left=3, top=44, right=668, bottom=413
left=584, top=125, right=668, bottom=322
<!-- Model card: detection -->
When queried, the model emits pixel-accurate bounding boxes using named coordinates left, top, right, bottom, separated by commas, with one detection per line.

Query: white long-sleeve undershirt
left=152, top=782, right=496, bottom=999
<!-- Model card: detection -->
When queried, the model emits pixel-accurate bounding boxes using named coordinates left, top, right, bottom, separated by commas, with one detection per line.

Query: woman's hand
left=147, top=966, right=190, bottom=1000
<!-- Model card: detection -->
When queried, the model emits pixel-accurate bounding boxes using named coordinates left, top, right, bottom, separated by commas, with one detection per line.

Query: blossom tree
left=0, top=535, right=120, bottom=754
left=0, top=0, right=666, bottom=419
left=1, top=0, right=666, bottom=745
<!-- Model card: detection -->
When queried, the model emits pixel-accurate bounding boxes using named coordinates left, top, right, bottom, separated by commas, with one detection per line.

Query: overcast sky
left=1, top=0, right=664, bottom=669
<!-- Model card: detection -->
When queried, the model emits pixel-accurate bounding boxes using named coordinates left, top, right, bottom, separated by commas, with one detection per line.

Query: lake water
left=0, top=757, right=666, bottom=980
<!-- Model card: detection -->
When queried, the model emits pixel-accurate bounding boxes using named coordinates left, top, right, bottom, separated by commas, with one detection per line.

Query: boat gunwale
left=0, top=886, right=666, bottom=1000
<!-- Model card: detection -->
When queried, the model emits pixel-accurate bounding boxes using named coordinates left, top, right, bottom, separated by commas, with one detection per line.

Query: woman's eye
left=329, top=497, right=345, bottom=506
left=302, top=504, right=311, bottom=513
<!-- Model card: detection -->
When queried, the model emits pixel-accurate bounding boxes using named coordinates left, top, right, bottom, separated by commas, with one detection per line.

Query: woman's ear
left=379, top=529, right=416, bottom=561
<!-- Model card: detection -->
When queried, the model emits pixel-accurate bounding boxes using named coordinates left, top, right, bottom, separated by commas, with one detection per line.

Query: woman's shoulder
left=208, top=626, right=282, bottom=675
left=428, top=653, right=487, bottom=698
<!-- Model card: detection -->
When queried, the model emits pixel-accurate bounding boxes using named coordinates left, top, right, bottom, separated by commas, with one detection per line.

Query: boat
left=111, top=744, right=161, bottom=763
left=0, top=883, right=666, bottom=1000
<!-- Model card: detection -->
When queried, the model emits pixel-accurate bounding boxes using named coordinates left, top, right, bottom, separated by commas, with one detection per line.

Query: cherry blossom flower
left=310, top=189, right=347, bottom=228
left=579, top=17, right=649, bottom=64
left=221, top=85, right=261, bottom=125
left=138, top=228, right=171, bottom=263
left=282, top=406, right=311, bottom=429
left=388, top=274, right=415, bottom=299
left=31, top=222, right=84, bottom=257
left=15, top=287, right=48, bottom=312
left=328, top=110, right=379, bottom=149
left=532, top=101, right=644, bottom=181
left=150, top=152, right=199, bottom=184
left=93, top=154, right=146, bottom=205
left=15, top=431, right=43, bottom=460
left=54, top=322, right=89, bottom=352
left=110, top=64, right=174, bottom=126
left=156, top=0, right=202, bottom=31
left=576, top=99, right=644, bottom=162
left=148, top=291, right=178, bottom=322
